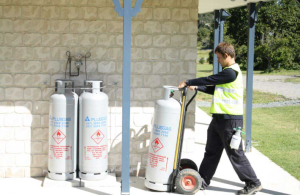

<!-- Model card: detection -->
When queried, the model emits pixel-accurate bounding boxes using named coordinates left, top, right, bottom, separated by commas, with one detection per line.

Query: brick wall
left=0, top=0, right=198, bottom=178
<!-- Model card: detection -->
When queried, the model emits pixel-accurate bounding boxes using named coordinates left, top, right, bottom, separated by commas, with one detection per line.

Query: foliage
left=205, top=0, right=300, bottom=71
left=225, top=0, right=300, bottom=71
left=197, top=13, right=214, bottom=48
left=199, top=57, right=205, bottom=64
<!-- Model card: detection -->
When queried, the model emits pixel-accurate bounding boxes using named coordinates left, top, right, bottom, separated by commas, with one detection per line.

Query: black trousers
left=199, top=117, right=261, bottom=187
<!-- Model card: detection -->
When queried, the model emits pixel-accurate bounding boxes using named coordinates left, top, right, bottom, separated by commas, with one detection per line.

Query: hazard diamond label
left=151, top=138, right=164, bottom=153
left=91, top=130, right=104, bottom=145
left=52, top=130, right=66, bottom=144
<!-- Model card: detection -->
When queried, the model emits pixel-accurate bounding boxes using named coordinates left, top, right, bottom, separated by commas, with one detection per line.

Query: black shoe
left=237, top=184, right=262, bottom=195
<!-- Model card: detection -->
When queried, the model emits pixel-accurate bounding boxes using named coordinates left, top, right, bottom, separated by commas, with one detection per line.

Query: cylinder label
left=153, top=124, right=171, bottom=137
left=49, top=115, right=71, bottom=128
left=148, top=153, right=168, bottom=172
left=52, top=129, right=66, bottom=144
left=151, top=137, right=164, bottom=153
left=84, top=145, right=107, bottom=160
left=49, top=145, right=72, bottom=160
left=91, top=129, right=104, bottom=144
left=85, top=116, right=107, bottom=128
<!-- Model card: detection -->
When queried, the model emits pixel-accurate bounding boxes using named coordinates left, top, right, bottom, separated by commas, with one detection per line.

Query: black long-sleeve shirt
left=186, top=68, right=243, bottom=119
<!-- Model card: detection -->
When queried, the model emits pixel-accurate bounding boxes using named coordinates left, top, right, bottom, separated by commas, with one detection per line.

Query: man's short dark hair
left=215, top=42, right=235, bottom=58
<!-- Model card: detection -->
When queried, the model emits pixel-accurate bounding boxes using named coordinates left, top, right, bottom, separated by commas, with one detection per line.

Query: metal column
left=121, top=0, right=132, bottom=193
left=219, top=9, right=231, bottom=72
left=112, top=0, right=144, bottom=194
left=245, top=2, right=261, bottom=153
left=213, top=10, right=230, bottom=74
left=213, top=10, right=220, bottom=75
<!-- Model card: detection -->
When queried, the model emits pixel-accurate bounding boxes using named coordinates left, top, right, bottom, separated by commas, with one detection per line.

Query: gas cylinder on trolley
left=145, top=86, right=181, bottom=191
left=79, top=80, right=108, bottom=180
left=48, top=80, right=78, bottom=181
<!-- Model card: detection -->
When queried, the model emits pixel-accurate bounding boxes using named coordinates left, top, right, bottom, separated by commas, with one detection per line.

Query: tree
left=197, top=13, right=214, bottom=48
left=199, top=57, right=205, bottom=64
left=224, top=0, right=300, bottom=71
left=198, top=28, right=211, bottom=47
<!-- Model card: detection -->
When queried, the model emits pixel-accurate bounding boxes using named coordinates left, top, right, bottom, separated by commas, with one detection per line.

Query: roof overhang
left=198, top=0, right=274, bottom=14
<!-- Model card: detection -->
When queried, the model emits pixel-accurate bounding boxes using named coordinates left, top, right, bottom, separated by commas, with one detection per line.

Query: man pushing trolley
left=178, top=42, right=262, bottom=195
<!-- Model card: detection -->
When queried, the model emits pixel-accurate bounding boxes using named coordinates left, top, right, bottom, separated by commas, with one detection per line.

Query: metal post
left=245, top=2, right=261, bottom=153
left=112, top=0, right=144, bottom=194
left=219, top=9, right=231, bottom=72
left=219, top=12, right=224, bottom=74
left=213, top=10, right=220, bottom=75
left=121, top=1, right=132, bottom=193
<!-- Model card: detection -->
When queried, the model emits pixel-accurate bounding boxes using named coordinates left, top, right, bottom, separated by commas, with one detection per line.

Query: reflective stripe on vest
left=210, top=64, right=243, bottom=115
left=215, top=86, right=243, bottom=94
left=212, top=98, right=243, bottom=105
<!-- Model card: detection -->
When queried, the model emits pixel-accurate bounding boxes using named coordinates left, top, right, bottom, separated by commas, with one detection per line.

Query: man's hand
left=187, top=86, right=197, bottom=91
left=178, top=81, right=187, bottom=89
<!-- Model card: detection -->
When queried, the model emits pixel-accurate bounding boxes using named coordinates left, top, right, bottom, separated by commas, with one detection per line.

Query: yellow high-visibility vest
left=210, top=63, right=243, bottom=115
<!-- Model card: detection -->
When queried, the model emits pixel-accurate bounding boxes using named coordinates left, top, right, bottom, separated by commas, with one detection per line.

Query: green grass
left=251, top=106, right=300, bottom=180
left=241, top=70, right=263, bottom=75
left=198, top=106, right=300, bottom=180
left=285, top=77, right=300, bottom=84
left=197, top=63, right=213, bottom=78
left=197, top=49, right=212, bottom=59
left=254, top=69, right=300, bottom=76
left=196, top=90, right=290, bottom=103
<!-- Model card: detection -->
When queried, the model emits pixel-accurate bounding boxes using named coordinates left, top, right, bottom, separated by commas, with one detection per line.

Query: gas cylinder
left=145, top=86, right=181, bottom=191
left=79, top=80, right=109, bottom=180
left=48, top=80, right=78, bottom=181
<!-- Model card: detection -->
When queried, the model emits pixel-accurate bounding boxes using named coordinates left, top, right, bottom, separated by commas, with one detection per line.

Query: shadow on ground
left=210, top=177, right=290, bottom=195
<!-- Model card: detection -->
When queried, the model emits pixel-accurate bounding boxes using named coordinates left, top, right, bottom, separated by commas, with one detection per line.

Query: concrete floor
left=1, top=141, right=299, bottom=195
left=1, top=108, right=299, bottom=195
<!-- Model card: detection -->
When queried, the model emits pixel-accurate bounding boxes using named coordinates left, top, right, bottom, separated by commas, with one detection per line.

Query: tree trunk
left=268, top=56, right=271, bottom=72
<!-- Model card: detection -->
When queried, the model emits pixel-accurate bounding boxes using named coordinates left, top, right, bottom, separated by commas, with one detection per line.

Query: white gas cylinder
left=48, top=80, right=78, bottom=181
left=145, top=86, right=181, bottom=191
left=79, top=80, right=109, bottom=180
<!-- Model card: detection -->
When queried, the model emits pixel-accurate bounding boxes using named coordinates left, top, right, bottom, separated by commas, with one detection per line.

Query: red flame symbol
left=57, top=131, right=61, bottom=136
left=155, top=140, right=159, bottom=145
left=97, top=132, right=100, bottom=137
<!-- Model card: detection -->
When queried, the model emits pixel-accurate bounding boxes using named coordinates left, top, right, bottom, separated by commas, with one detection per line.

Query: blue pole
left=219, top=19, right=224, bottom=73
left=112, top=0, right=143, bottom=193
left=245, top=3, right=256, bottom=153
left=213, top=10, right=220, bottom=75
left=122, top=0, right=132, bottom=193
left=219, top=9, right=230, bottom=72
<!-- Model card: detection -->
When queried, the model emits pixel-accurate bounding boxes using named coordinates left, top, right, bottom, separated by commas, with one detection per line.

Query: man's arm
left=186, top=68, right=237, bottom=86
left=197, top=86, right=215, bottom=95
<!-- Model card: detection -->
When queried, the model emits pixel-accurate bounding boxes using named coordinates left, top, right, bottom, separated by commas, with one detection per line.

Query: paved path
left=1, top=107, right=299, bottom=195
left=243, top=75, right=300, bottom=100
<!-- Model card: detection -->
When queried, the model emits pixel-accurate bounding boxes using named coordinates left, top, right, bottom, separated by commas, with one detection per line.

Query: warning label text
left=84, top=145, right=107, bottom=160
left=148, top=153, right=168, bottom=172
left=49, top=145, right=72, bottom=160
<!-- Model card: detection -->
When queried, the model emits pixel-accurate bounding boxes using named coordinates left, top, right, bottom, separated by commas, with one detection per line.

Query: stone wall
left=0, top=0, right=198, bottom=177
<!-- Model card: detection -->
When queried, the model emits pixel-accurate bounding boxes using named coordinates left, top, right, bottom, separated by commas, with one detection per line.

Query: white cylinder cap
left=55, top=79, right=74, bottom=94
left=84, top=80, right=102, bottom=94
left=163, top=86, right=178, bottom=100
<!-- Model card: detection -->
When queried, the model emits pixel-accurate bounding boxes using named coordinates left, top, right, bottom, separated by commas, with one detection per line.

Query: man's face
left=216, top=52, right=228, bottom=67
